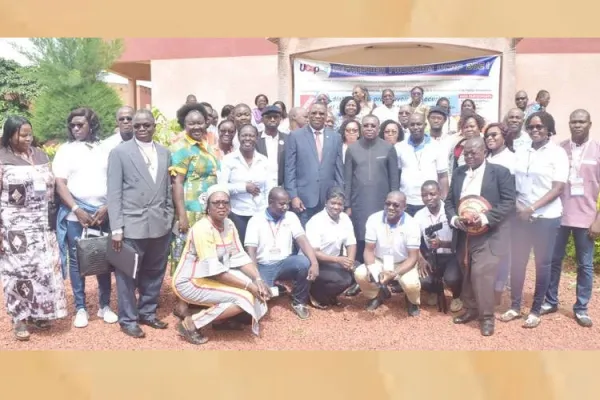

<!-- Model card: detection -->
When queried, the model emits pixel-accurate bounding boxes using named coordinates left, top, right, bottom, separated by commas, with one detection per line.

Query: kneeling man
left=354, top=191, right=421, bottom=315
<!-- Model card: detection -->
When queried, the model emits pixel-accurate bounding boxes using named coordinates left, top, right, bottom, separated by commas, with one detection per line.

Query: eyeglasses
left=526, top=124, right=545, bottom=131
left=118, top=116, right=132, bottom=122
left=384, top=201, right=402, bottom=208
left=210, top=200, right=230, bottom=207
left=345, top=128, right=359, bottom=133
left=484, top=132, right=500, bottom=138
left=133, top=123, right=154, bottom=130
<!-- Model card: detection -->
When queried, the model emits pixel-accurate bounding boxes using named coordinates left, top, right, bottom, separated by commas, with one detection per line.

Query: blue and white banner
left=293, top=55, right=502, bottom=123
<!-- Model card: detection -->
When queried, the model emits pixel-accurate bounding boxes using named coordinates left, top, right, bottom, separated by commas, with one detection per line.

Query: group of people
left=0, top=84, right=597, bottom=344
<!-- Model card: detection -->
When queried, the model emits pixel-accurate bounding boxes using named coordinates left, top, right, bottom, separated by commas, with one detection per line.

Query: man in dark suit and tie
left=444, top=137, right=515, bottom=336
left=255, top=105, right=287, bottom=188
left=285, top=102, right=344, bottom=227
left=107, top=109, right=175, bottom=339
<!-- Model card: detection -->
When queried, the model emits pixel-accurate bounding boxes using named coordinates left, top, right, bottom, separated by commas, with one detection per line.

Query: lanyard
left=413, top=148, right=424, bottom=170
left=268, top=220, right=283, bottom=244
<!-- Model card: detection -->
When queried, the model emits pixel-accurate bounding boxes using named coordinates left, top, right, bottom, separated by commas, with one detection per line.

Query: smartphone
left=270, top=286, right=280, bottom=297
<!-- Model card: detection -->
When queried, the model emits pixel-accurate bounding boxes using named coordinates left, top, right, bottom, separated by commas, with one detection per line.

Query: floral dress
left=0, top=147, right=68, bottom=322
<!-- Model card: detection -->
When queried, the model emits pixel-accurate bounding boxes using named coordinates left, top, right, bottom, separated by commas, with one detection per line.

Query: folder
left=106, top=238, right=140, bottom=280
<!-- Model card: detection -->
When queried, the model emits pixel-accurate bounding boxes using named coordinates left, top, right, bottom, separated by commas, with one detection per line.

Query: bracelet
left=72, top=205, right=80, bottom=212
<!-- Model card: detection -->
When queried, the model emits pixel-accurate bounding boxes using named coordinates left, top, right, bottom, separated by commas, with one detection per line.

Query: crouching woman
left=172, top=185, right=271, bottom=345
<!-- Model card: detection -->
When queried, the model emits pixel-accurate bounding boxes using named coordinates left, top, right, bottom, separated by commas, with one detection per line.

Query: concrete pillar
left=128, top=78, right=138, bottom=109
left=500, top=39, right=518, bottom=119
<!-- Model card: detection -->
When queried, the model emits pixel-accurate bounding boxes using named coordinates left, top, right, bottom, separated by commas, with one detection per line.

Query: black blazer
left=256, top=131, right=287, bottom=187
left=444, top=162, right=516, bottom=255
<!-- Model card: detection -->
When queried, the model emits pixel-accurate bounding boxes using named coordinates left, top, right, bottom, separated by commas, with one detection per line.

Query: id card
left=270, top=286, right=280, bottom=297
left=369, top=263, right=383, bottom=283
left=33, top=178, right=46, bottom=193
left=570, top=177, right=584, bottom=197
left=383, top=255, right=395, bottom=272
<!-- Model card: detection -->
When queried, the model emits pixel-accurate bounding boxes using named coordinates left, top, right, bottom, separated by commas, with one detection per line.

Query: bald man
left=504, top=108, right=531, bottom=151
left=288, top=107, right=308, bottom=131
left=514, top=91, right=528, bottom=112
left=353, top=191, right=422, bottom=314
left=445, top=137, right=515, bottom=336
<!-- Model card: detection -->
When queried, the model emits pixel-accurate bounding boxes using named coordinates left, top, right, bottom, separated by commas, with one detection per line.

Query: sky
left=0, top=38, right=151, bottom=87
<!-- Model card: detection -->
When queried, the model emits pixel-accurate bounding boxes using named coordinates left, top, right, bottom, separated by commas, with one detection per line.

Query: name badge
left=570, top=177, right=585, bottom=197
left=33, top=178, right=46, bottom=193
left=383, top=255, right=394, bottom=272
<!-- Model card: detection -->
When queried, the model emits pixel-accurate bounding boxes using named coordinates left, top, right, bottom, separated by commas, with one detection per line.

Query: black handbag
left=76, top=228, right=114, bottom=277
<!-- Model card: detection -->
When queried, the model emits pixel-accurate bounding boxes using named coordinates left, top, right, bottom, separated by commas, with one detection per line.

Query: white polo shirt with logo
left=245, top=210, right=305, bottom=265
left=395, top=135, right=448, bottom=206
left=305, top=210, right=356, bottom=257
left=364, top=211, right=421, bottom=263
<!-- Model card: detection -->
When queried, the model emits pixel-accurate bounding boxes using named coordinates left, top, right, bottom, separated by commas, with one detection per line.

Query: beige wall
left=151, top=55, right=278, bottom=119
left=516, top=53, right=600, bottom=142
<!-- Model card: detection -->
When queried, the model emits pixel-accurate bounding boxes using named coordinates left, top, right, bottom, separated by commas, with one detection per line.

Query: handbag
left=76, top=228, right=113, bottom=277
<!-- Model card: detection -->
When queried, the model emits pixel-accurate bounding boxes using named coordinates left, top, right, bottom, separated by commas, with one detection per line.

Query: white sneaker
left=73, top=309, right=89, bottom=328
left=97, top=306, right=118, bottom=324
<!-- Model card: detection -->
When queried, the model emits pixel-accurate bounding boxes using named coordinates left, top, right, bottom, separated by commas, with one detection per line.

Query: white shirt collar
left=135, top=137, right=155, bottom=149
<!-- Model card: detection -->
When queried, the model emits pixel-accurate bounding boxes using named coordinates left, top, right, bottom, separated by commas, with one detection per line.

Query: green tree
left=0, top=58, right=41, bottom=127
left=15, top=38, right=125, bottom=142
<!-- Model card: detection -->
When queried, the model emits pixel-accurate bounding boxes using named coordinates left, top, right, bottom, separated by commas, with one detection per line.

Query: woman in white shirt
left=499, top=111, right=569, bottom=329
left=218, top=124, right=271, bottom=243
left=484, top=122, right=516, bottom=304
left=53, top=107, right=118, bottom=329
left=305, top=186, right=357, bottom=308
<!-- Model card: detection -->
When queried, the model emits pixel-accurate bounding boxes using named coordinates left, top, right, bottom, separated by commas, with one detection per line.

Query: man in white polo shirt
left=396, top=112, right=449, bottom=216
left=353, top=191, right=421, bottom=315
left=245, top=187, right=319, bottom=320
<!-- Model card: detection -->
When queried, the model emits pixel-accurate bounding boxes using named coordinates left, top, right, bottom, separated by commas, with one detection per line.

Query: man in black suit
left=444, top=137, right=515, bottom=336
left=256, top=105, right=287, bottom=189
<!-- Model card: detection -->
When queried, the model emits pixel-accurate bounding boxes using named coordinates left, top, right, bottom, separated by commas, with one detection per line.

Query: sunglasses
left=526, top=124, right=545, bottom=131
left=385, top=201, right=402, bottom=208
left=484, top=132, right=500, bottom=138
left=133, top=123, right=154, bottom=130
left=118, top=116, right=132, bottom=122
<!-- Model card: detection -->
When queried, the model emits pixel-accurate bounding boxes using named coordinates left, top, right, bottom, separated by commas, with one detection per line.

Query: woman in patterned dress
left=170, top=102, right=220, bottom=319
left=0, top=116, right=68, bottom=341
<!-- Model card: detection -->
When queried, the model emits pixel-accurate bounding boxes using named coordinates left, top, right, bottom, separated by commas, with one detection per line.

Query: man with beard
left=445, top=137, right=515, bottom=336
left=372, top=89, right=399, bottom=123
left=514, top=91, right=528, bottom=113
left=285, top=102, right=343, bottom=227
left=344, top=115, right=399, bottom=266
left=256, top=105, right=287, bottom=188
left=504, top=108, right=532, bottom=151
left=396, top=113, right=449, bottom=217
left=288, top=107, right=308, bottom=131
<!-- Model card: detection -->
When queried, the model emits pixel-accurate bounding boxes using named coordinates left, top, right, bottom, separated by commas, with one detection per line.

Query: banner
left=293, top=55, right=502, bottom=124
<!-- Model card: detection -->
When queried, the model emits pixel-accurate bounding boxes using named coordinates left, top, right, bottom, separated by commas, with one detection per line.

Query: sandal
left=176, top=321, right=208, bottom=345
left=499, top=309, right=521, bottom=322
left=14, top=320, right=30, bottom=341
left=522, top=314, right=541, bottom=329
left=28, top=318, right=51, bottom=330
left=212, top=319, right=245, bottom=331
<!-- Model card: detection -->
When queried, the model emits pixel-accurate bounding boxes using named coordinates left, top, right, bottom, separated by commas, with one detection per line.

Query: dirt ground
left=2, top=263, right=599, bottom=350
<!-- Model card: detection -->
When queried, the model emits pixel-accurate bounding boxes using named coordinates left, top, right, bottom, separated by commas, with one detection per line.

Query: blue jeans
left=66, top=220, right=112, bottom=311
left=258, top=255, right=310, bottom=305
left=510, top=217, right=561, bottom=315
left=545, top=226, right=595, bottom=313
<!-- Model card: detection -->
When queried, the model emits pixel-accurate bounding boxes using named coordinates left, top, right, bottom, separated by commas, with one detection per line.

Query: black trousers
left=310, top=261, right=354, bottom=304
left=419, top=253, right=462, bottom=299
left=229, top=212, right=252, bottom=245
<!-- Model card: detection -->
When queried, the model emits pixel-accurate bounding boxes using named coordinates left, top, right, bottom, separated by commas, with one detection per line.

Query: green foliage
left=152, top=106, right=182, bottom=148
left=0, top=58, right=42, bottom=126
left=15, top=38, right=124, bottom=143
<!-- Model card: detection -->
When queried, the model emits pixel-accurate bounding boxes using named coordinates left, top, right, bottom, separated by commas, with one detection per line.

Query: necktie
left=315, top=131, right=323, bottom=162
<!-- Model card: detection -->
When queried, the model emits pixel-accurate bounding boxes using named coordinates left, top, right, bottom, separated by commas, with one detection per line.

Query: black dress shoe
left=366, top=296, right=383, bottom=311
left=453, top=311, right=479, bottom=324
left=480, top=318, right=495, bottom=336
left=344, top=283, right=361, bottom=297
left=139, top=318, right=169, bottom=330
left=120, top=324, right=146, bottom=338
